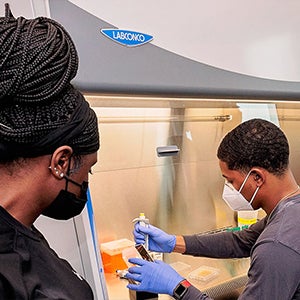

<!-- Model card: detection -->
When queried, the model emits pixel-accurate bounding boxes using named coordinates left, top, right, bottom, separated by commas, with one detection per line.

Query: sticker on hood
left=101, top=29, right=153, bottom=47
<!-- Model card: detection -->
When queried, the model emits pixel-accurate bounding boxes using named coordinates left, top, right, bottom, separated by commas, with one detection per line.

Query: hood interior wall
left=88, top=96, right=231, bottom=242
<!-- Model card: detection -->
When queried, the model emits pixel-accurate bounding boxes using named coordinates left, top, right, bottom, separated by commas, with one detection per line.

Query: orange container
left=101, top=239, right=135, bottom=273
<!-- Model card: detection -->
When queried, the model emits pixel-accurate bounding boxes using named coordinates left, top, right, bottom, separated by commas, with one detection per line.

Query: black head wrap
left=0, top=4, right=99, bottom=161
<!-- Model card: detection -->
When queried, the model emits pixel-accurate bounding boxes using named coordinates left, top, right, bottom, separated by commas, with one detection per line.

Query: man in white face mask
left=222, top=170, right=260, bottom=211
left=126, top=118, right=300, bottom=300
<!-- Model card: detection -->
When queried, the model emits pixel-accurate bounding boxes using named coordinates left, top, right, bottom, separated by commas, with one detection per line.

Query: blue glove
left=126, top=257, right=184, bottom=295
left=134, top=224, right=176, bottom=253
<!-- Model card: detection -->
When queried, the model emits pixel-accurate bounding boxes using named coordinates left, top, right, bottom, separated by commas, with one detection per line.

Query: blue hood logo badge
left=101, top=29, right=153, bottom=47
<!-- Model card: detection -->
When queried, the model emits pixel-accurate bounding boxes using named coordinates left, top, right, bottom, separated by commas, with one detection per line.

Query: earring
left=60, top=173, right=64, bottom=178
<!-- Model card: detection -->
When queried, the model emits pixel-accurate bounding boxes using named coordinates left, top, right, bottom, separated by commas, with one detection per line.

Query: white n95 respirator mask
left=222, top=171, right=259, bottom=211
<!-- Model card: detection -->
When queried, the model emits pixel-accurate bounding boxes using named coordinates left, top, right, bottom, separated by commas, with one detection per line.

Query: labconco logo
left=101, top=29, right=153, bottom=47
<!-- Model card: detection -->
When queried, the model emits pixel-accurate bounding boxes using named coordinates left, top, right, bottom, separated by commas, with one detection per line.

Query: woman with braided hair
left=0, top=4, right=99, bottom=299
left=126, top=119, right=300, bottom=300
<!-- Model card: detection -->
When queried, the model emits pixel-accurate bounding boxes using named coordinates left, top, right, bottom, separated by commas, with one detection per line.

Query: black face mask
left=42, top=175, right=89, bottom=220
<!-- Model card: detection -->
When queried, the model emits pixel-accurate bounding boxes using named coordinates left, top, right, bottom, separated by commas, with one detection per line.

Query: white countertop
left=104, top=254, right=250, bottom=300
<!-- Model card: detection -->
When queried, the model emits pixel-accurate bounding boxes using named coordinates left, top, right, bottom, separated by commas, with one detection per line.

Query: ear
left=49, top=146, right=73, bottom=179
left=251, top=168, right=265, bottom=186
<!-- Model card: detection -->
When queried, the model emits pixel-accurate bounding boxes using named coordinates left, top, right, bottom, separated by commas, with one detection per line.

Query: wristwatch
left=173, top=279, right=191, bottom=300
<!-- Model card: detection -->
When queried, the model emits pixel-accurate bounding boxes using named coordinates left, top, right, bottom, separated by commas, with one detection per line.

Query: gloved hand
left=126, top=257, right=184, bottom=295
left=134, top=223, right=176, bottom=253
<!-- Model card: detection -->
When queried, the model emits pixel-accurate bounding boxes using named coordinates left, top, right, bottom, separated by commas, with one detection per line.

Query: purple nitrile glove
left=126, top=257, right=184, bottom=295
left=133, top=223, right=176, bottom=253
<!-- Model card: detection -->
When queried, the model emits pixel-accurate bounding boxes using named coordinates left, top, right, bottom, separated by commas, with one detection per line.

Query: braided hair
left=217, top=118, right=289, bottom=176
left=0, top=4, right=99, bottom=162
left=0, top=3, right=78, bottom=103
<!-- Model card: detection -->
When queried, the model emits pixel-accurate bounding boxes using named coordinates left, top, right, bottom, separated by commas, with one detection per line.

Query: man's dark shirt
left=182, top=195, right=300, bottom=299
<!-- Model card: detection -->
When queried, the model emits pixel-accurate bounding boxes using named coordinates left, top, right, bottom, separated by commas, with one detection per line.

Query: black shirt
left=0, top=206, right=94, bottom=299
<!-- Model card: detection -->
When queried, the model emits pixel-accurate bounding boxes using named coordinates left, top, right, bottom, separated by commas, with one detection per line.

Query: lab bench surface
left=104, top=255, right=249, bottom=300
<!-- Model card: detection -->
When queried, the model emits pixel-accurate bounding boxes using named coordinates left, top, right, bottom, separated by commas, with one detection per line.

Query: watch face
left=174, top=280, right=191, bottom=299
left=176, top=285, right=185, bottom=295
left=175, top=284, right=186, bottom=295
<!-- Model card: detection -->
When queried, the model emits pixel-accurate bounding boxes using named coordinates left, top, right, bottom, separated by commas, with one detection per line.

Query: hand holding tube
left=134, top=223, right=176, bottom=253
left=126, top=257, right=184, bottom=295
